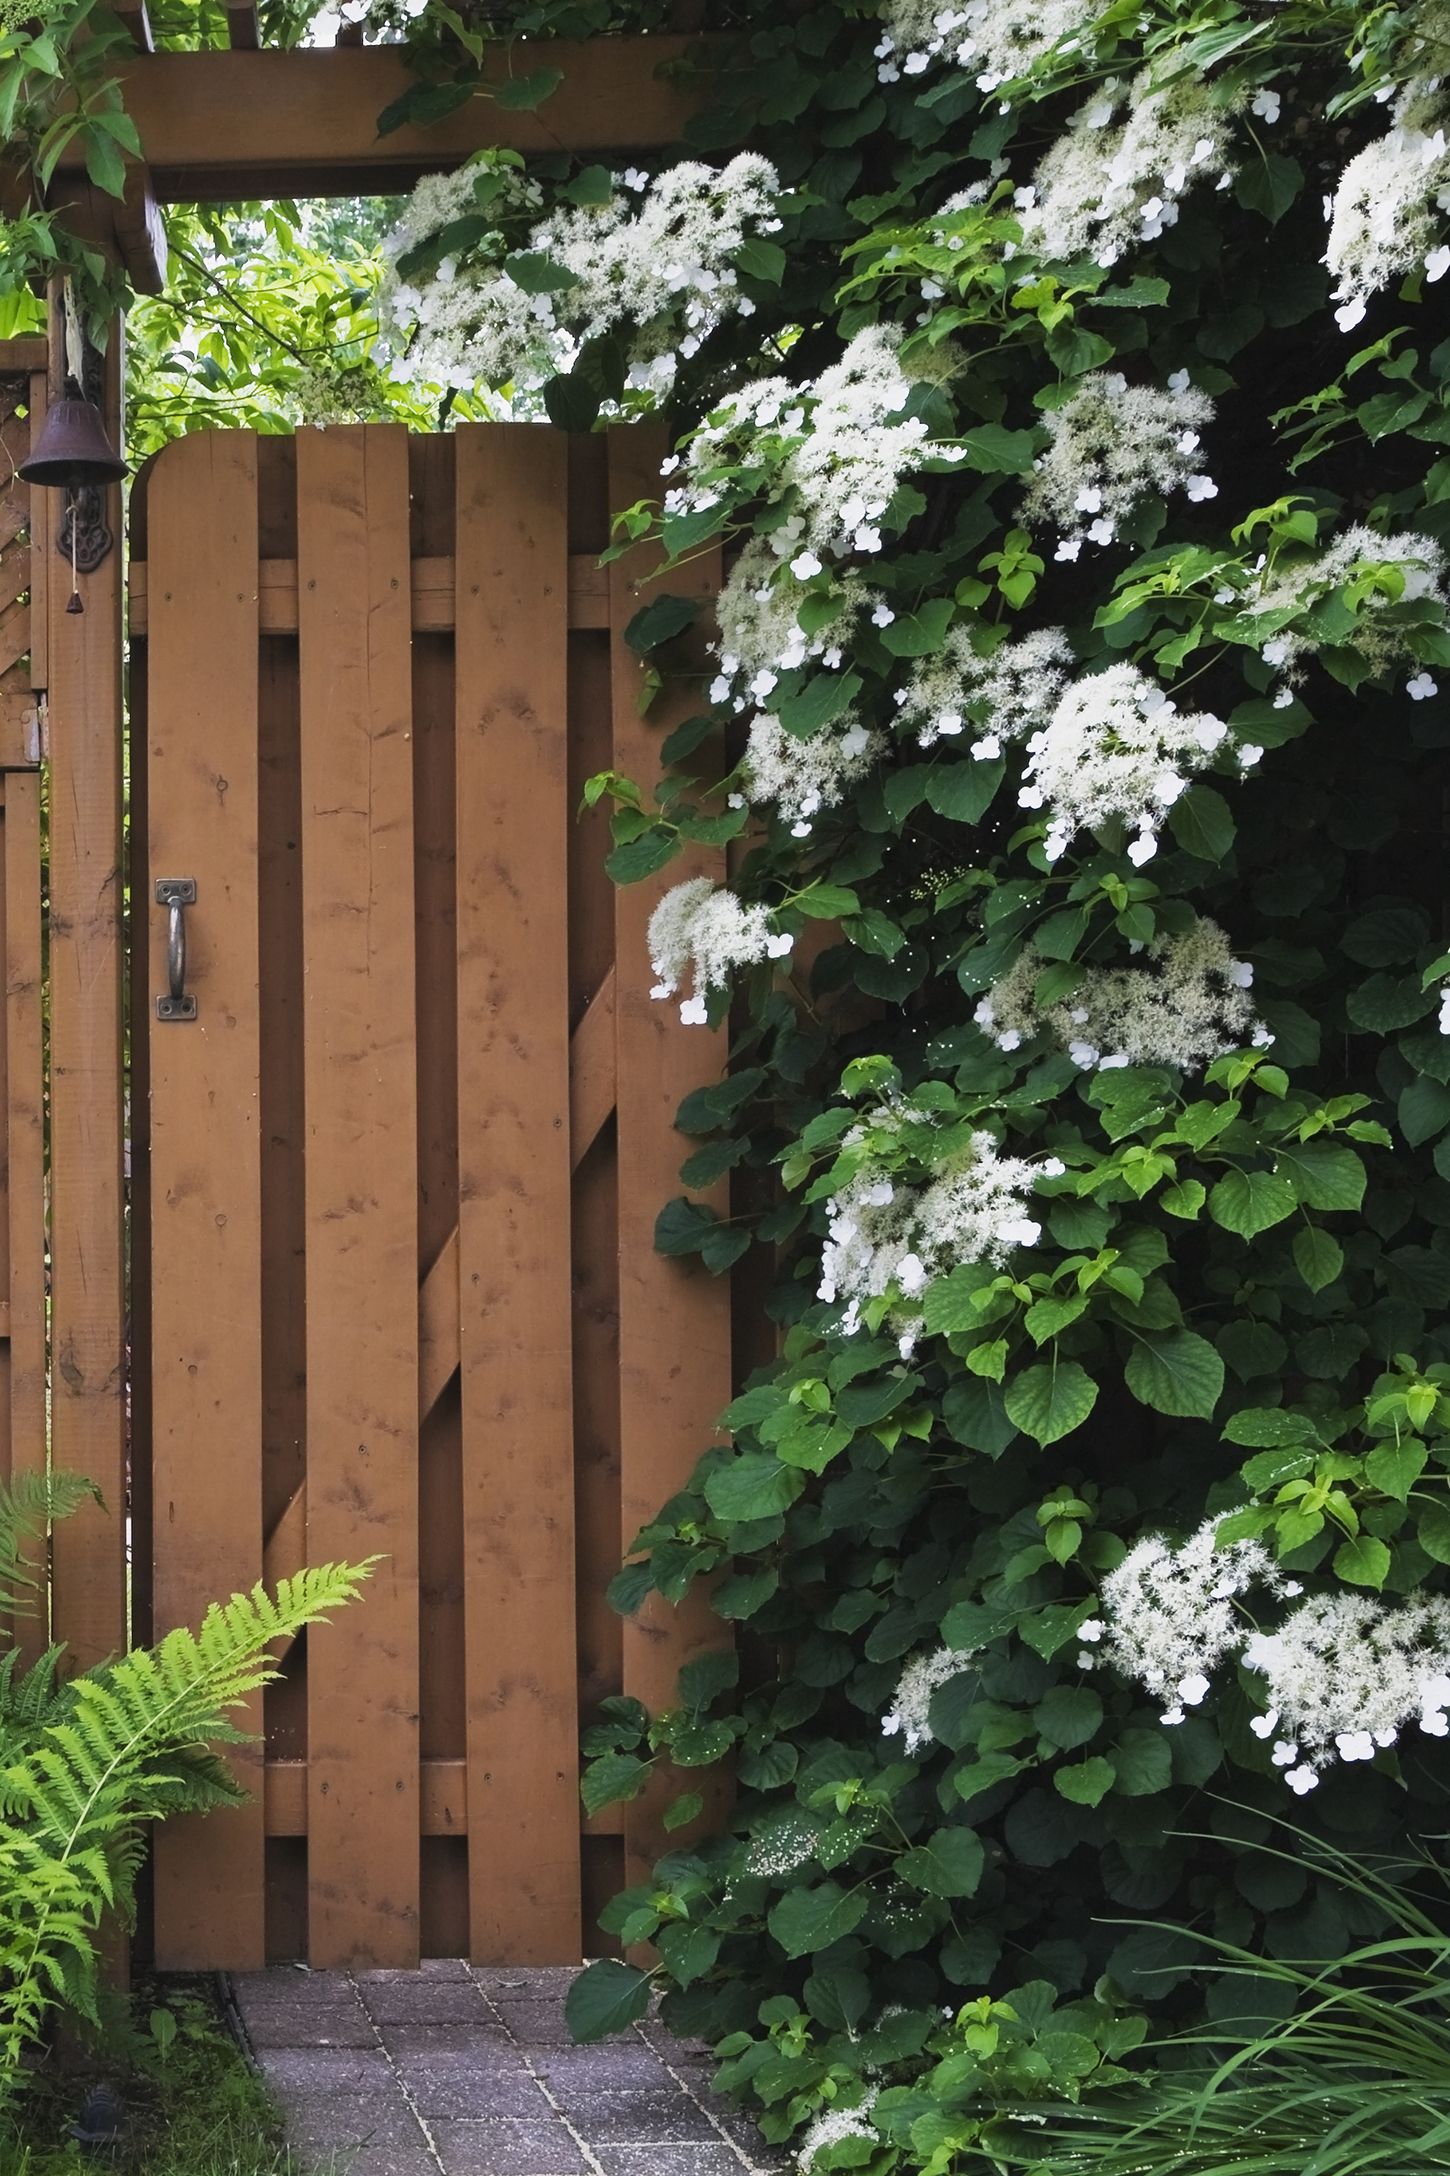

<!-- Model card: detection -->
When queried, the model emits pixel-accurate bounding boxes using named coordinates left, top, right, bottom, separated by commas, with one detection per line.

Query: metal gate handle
left=156, top=878, right=197, bottom=1021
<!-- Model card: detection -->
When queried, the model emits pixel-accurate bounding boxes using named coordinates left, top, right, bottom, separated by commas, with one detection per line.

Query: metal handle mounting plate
left=156, top=877, right=197, bottom=1022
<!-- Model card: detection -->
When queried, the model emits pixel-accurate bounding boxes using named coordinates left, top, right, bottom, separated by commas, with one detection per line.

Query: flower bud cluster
left=976, top=917, right=1270, bottom=1073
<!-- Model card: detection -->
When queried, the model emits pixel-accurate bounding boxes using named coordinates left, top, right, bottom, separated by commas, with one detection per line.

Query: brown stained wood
left=262, top=1758, right=624, bottom=1837
left=454, top=425, right=580, bottom=1962
left=128, top=554, right=608, bottom=636
left=419, top=1228, right=459, bottom=1424
left=145, top=430, right=266, bottom=1967
left=296, top=425, right=420, bottom=1968
left=119, top=39, right=709, bottom=200
left=5, top=773, right=45, bottom=1664
left=606, top=429, right=734, bottom=1885
left=570, top=968, right=617, bottom=1170
left=47, top=316, right=127, bottom=1675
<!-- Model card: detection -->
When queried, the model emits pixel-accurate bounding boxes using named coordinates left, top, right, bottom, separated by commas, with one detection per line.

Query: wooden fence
left=128, top=423, right=734, bottom=1968
left=0, top=342, right=48, bottom=1656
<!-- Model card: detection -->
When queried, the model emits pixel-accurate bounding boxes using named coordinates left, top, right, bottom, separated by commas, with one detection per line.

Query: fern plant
left=0, top=1472, right=370, bottom=2108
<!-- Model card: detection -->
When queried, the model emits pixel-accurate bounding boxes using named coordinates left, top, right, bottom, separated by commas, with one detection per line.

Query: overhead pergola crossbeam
left=112, top=37, right=706, bottom=203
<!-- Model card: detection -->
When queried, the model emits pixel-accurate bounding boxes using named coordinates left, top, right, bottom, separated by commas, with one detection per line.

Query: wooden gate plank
left=454, top=424, right=580, bottom=1961
left=5, top=770, right=45, bottom=1663
left=296, top=425, right=421, bottom=1967
left=47, top=322, right=127, bottom=1674
left=146, top=430, right=266, bottom=1965
left=606, top=430, right=733, bottom=1885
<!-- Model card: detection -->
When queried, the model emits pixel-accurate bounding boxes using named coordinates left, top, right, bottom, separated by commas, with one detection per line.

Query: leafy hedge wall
left=515, top=4, right=1450, bottom=2164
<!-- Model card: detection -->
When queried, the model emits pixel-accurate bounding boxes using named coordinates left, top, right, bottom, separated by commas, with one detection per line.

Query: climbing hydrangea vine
left=379, top=1, right=1450, bottom=2166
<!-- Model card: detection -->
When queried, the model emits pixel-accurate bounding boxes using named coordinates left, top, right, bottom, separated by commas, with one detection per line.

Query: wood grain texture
left=296, top=425, right=421, bottom=1967
left=5, top=772, right=46, bottom=1665
left=47, top=321, right=127, bottom=1672
left=454, top=425, right=580, bottom=1961
left=145, top=429, right=266, bottom=1966
left=119, top=39, right=708, bottom=199
left=606, top=429, right=734, bottom=1885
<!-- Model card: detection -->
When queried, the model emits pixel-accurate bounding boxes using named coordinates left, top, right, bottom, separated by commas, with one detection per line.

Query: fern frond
left=0, top=1556, right=372, bottom=2112
left=0, top=1473, right=100, bottom=1618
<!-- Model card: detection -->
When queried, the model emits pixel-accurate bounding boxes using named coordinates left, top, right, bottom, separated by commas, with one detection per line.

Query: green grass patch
left=0, top=1984, right=304, bottom=2176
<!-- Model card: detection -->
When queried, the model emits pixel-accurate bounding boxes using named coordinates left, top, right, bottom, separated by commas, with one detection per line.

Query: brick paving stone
left=471, top=1967, right=580, bottom=1998
left=392, top=2056, right=549, bottom=2121
left=233, top=1968, right=353, bottom=2006
left=489, top=2000, right=575, bottom=2045
left=431, top=2117, right=590, bottom=2175
left=589, top=2148, right=752, bottom=2176
left=529, top=2044, right=671, bottom=2088
left=259, top=2048, right=397, bottom=2097
left=361, top=1981, right=490, bottom=2026
left=358, top=1959, right=473, bottom=1985
left=224, top=1964, right=779, bottom=2174
left=280, top=2095, right=423, bottom=2150
left=541, top=2087, right=723, bottom=2142
left=245, top=2003, right=375, bottom=2050
left=378, top=2023, right=515, bottom=2058
left=320, top=2147, right=441, bottom=2176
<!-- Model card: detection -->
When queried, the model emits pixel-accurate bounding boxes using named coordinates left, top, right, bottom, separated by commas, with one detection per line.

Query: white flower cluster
left=881, top=1645, right=977, bottom=1754
left=1326, top=80, right=1450, bottom=332
left=1248, top=525, right=1448, bottom=690
left=647, top=877, right=794, bottom=1024
left=874, top=0, right=1090, bottom=90
left=710, top=539, right=875, bottom=710
left=1017, top=73, right=1236, bottom=272
left=1019, top=661, right=1254, bottom=866
left=380, top=160, right=547, bottom=393
left=742, top=714, right=885, bottom=838
left=1097, top=1525, right=1450, bottom=1794
left=976, top=917, right=1269, bottom=1072
left=818, top=1114, right=1054, bottom=1336
left=897, top=626, right=1075, bottom=754
left=1244, top=1593, right=1450, bottom=1793
left=673, top=326, right=959, bottom=561
left=799, top=2096, right=879, bottom=2172
left=381, top=154, right=779, bottom=398
left=1093, top=1519, right=1294, bottom=1725
left=1023, top=372, right=1217, bottom=557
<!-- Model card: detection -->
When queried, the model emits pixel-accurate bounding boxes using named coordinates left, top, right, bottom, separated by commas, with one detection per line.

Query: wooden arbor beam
left=117, top=37, right=709, bottom=203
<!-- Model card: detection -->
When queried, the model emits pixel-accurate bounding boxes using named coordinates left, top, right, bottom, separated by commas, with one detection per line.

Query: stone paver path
left=228, top=1961, right=784, bottom=2176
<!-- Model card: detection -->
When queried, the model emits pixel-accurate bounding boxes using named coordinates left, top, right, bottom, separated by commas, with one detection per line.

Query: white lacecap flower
left=1017, top=663, right=1236, bottom=864
left=1325, top=78, right=1450, bottom=323
left=379, top=152, right=780, bottom=404
left=1097, top=1519, right=1295, bottom=1721
left=1023, top=371, right=1217, bottom=544
left=1019, top=69, right=1237, bottom=272
left=1408, top=671, right=1439, bottom=700
left=1246, top=525, right=1449, bottom=681
left=818, top=1112, right=1054, bottom=1324
left=882, top=1646, right=977, bottom=1754
left=799, top=2094, right=880, bottom=2170
left=898, top=625, right=1075, bottom=753
left=647, top=878, right=795, bottom=1020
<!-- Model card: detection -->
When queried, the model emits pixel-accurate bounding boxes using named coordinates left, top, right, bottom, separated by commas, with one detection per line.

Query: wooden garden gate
left=128, top=422, right=733, bottom=1969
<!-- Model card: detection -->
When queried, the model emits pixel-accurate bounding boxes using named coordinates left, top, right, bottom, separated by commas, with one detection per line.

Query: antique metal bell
left=17, top=393, right=127, bottom=489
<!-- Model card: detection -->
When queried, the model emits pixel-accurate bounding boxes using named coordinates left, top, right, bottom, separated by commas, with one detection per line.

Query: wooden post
left=46, top=302, right=129, bottom=1672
